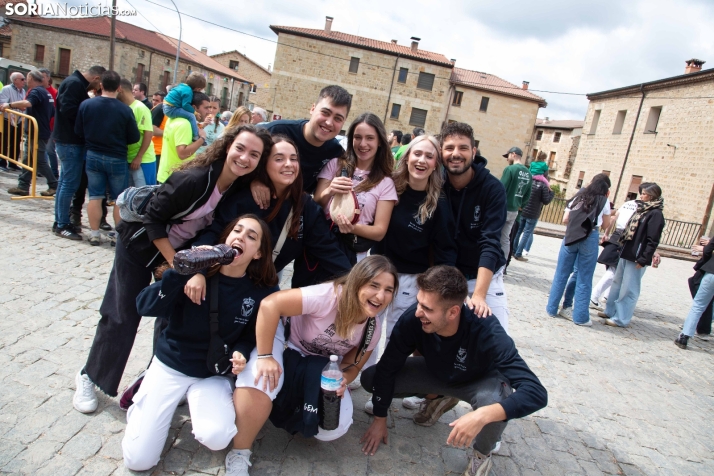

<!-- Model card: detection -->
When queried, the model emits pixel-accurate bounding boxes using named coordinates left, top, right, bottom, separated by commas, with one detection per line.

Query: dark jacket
left=521, top=178, right=554, bottom=220
left=193, top=190, right=351, bottom=286
left=443, top=156, right=507, bottom=276
left=370, top=303, right=547, bottom=419
left=269, top=348, right=328, bottom=438
left=620, top=208, right=665, bottom=267
left=694, top=239, right=714, bottom=275
left=372, top=187, right=457, bottom=274
left=116, top=159, right=241, bottom=267
left=136, top=269, right=279, bottom=378
left=52, top=70, right=90, bottom=144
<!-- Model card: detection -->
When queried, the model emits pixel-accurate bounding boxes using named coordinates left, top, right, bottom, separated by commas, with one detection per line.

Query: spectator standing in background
left=513, top=155, right=554, bottom=262
left=0, top=72, right=26, bottom=171
left=387, top=130, right=403, bottom=155
left=74, top=71, right=140, bottom=246
left=133, top=83, right=152, bottom=110
left=118, top=79, right=156, bottom=186
left=196, top=95, right=224, bottom=155
left=500, top=147, right=532, bottom=262
left=251, top=106, right=267, bottom=124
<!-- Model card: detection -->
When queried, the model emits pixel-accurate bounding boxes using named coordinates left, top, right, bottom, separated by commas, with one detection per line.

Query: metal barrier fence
left=660, top=219, right=701, bottom=249
left=0, top=109, right=50, bottom=200
left=539, top=197, right=568, bottom=225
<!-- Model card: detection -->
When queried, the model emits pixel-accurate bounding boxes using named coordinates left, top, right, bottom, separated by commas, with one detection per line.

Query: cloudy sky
left=69, top=0, right=714, bottom=119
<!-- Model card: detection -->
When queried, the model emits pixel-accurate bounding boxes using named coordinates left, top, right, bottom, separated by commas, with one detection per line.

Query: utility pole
left=168, top=0, right=182, bottom=85
left=108, top=0, right=117, bottom=69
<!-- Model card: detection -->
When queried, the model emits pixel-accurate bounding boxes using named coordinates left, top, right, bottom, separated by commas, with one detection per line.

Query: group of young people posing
left=72, top=85, right=547, bottom=476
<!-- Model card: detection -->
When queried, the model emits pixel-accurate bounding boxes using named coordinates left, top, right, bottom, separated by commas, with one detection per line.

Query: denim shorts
left=85, top=151, right=129, bottom=200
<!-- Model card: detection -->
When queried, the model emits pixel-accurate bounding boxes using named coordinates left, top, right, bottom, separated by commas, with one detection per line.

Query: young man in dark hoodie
left=360, top=266, right=547, bottom=476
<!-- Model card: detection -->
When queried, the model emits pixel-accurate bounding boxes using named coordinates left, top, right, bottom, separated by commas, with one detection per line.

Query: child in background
left=163, top=72, right=206, bottom=141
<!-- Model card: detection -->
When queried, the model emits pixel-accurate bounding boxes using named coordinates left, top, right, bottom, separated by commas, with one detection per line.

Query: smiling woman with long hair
left=314, top=112, right=397, bottom=266
left=121, top=215, right=279, bottom=472
left=225, top=255, right=398, bottom=475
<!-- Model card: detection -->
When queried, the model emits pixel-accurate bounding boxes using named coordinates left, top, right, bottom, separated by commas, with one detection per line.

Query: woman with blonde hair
left=226, top=106, right=252, bottom=130
left=361, top=134, right=457, bottom=407
left=227, top=255, right=398, bottom=474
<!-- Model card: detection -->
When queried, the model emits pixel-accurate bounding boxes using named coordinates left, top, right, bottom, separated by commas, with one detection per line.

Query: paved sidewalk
left=0, top=170, right=712, bottom=476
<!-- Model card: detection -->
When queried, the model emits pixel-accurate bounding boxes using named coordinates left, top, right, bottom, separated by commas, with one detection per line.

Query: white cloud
left=100, top=0, right=714, bottom=119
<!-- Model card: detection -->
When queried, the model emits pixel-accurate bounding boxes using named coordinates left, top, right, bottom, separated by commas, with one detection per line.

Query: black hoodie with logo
left=443, top=156, right=507, bottom=276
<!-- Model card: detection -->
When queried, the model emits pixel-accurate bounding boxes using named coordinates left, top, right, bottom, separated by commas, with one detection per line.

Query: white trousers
left=592, top=266, right=616, bottom=302
left=122, top=358, right=236, bottom=471
left=235, top=320, right=354, bottom=442
left=469, top=272, right=510, bottom=334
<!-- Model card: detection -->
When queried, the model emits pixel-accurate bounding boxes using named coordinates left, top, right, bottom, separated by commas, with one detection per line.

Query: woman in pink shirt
left=314, top=112, right=397, bottom=264
left=227, top=255, right=398, bottom=474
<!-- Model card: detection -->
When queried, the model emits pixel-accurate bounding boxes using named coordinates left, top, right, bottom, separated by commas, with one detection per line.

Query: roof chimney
left=410, top=36, right=420, bottom=53
left=544, top=117, right=549, bottom=123
left=325, top=16, right=333, bottom=33
left=200, top=47, right=208, bottom=54
left=685, top=58, right=705, bottom=74
left=522, top=81, right=529, bottom=90
left=391, top=39, right=397, bottom=44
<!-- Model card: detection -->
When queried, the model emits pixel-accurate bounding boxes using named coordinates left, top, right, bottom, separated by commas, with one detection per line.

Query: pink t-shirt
left=167, top=185, right=224, bottom=248
left=318, top=158, right=398, bottom=225
left=287, top=283, right=382, bottom=357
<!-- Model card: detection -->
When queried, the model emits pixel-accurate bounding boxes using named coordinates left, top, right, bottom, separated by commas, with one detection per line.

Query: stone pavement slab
left=0, top=170, right=712, bottom=475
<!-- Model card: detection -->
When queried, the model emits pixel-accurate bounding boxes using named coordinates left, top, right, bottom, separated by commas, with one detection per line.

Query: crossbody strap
left=272, top=208, right=293, bottom=262
left=209, top=274, right=220, bottom=335
left=342, top=316, right=376, bottom=371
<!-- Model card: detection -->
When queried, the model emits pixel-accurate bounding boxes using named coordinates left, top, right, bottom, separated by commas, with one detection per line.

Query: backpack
left=116, top=185, right=160, bottom=222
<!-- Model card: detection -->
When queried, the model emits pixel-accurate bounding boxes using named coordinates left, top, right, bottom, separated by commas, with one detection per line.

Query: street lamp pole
left=168, top=0, right=182, bottom=85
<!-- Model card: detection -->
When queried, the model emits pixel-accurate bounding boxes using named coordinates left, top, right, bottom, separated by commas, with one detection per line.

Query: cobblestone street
left=0, top=170, right=712, bottom=476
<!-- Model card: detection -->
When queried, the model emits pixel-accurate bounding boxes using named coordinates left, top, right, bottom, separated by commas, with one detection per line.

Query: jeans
left=361, top=359, right=512, bottom=455
left=514, top=217, right=538, bottom=258
left=85, top=151, right=129, bottom=200
left=140, top=162, right=157, bottom=186
left=46, top=136, right=59, bottom=179
left=683, top=273, right=714, bottom=336
left=546, top=229, right=600, bottom=324
left=129, top=167, right=146, bottom=187
left=17, top=138, right=57, bottom=190
left=500, top=211, right=518, bottom=262
left=163, top=104, right=199, bottom=139
left=54, top=142, right=85, bottom=227
left=604, top=259, right=647, bottom=327
left=563, top=265, right=578, bottom=309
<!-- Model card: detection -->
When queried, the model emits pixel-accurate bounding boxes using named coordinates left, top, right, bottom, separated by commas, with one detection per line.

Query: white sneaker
left=73, top=370, right=98, bottom=413
left=558, top=307, right=573, bottom=319
left=364, top=400, right=374, bottom=414
left=463, top=449, right=492, bottom=476
left=348, top=373, right=362, bottom=390
left=574, top=319, right=593, bottom=327
left=523, top=250, right=529, bottom=256
left=402, top=396, right=425, bottom=409
left=225, top=449, right=252, bottom=476
left=492, top=441, right=501, bottom=454
left=589, top=299, right=603, bottom=310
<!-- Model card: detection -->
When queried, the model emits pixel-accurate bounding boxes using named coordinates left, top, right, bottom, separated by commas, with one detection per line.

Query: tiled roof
left=587, top=67, right=714, bottom=99
left=270, top=25, right=454, bottom=67
left=0, top=24, right=11, bottom=38
left=451, top=67, right=547, bottom=106
left=211, top=50, right=272, bottom=75
left=535, top=119, right=584, bottom=129
left=10, top=16, right=249, bottom=82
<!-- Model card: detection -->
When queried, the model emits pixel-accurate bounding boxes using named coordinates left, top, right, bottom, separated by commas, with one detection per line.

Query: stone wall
left=447, top=87, right=540, bottom=179
left=531, top=127, right=582, bottom=188
left=211, top=51, right=272, bottom=111
left=269, top=33, right=452, bottom=133
left=565, top=80, right=714, bottom=228
left=10, top=23, right=249, bottom=111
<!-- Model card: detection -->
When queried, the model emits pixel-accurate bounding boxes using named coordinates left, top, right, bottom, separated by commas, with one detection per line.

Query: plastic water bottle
left=319, top=355, right=342, bottom=431
left=173, top=244, right=237, bottom=275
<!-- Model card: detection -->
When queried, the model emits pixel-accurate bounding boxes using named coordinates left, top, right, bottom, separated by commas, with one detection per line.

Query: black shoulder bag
left=206, top=274, right=232, bottom=375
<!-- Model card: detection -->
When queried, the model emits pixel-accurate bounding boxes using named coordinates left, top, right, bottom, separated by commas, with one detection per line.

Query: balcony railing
left=539, top=197, right=568, bottom=225
left=660, top=219, right=701, bottom=249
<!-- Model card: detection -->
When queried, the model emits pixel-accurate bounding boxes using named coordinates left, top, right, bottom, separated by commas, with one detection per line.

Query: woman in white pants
left=122, top=216, right=279, bottom=471
left=228, top=255, right=398, bottom=475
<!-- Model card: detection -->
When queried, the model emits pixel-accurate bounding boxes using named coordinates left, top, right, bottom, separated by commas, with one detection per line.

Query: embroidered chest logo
left=158, top=290, right=165, bottom=299
left=470, top=206, right=481, bottom=229
left=297, top=216, right=304, bottom=240
left=241, top=297, right=255, bottom=317
left=409, top=212, right=424, bottom=232
left=454, top=347, right=468, bottom=371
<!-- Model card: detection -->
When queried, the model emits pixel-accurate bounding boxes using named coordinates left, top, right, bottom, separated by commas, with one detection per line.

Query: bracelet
left=256, top=354, right=273, bottom=359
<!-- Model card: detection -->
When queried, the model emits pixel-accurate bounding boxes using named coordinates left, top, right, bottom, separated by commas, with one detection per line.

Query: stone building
left=6, top=15, right=253, bottom=110
left=268, top=17, right=545, bottom=178
left=447, top=69, right=546, bottom=178
left=530, top=118, right=584, bottom=189
left=210, top=50, right=272, bottom=111
left=566, top=59, right=714, bottom=235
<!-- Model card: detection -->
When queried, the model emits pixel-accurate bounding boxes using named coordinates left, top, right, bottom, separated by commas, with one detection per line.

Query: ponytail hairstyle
left=332, top=255, right=398, bottom=339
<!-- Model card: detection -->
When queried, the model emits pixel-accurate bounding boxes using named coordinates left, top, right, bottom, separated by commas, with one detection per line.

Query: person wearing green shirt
left=499, top=146, right=532, bottom=261
left=119, top=79, right=156, bottom=186
left=157, top=92, right=209, bottom=183
left=387, top=129, right=402, bottom=156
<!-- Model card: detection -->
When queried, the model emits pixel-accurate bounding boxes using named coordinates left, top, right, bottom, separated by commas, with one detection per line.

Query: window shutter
left=409, top=108, right=428, bottom=127
left=417, top=72, right=434, bottom=91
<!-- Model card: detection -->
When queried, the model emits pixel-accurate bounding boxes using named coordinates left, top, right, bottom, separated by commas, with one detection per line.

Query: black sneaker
left=674, top=334, right=689, bottom=349
left=99, top=219, right=113, bottom=231
left=70, top=212, right=82, bottom=228
left=55, top=224, right=83, bottom=241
